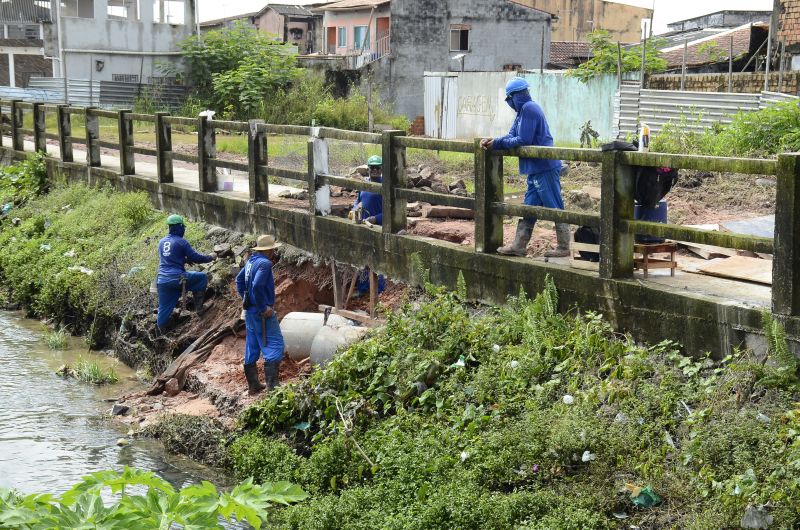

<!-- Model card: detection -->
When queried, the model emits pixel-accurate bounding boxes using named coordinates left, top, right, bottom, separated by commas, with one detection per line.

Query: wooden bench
left=569, top=237, right=678, bottom=278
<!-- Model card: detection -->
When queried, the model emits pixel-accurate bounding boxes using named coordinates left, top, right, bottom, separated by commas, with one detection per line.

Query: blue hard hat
left=505, top=77, right=529, bottom=97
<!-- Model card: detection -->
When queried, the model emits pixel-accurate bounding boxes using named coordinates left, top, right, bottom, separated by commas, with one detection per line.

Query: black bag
left=634, top=167, right=678, bottom=209
left=574, top=226, right=600, bottom=262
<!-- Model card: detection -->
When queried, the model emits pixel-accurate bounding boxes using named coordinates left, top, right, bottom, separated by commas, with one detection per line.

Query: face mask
left=506, top=97, right=516, bottom=111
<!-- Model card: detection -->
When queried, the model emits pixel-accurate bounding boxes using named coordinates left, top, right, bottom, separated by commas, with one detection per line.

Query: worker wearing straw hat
left=235, top=235, right=285, bottom=395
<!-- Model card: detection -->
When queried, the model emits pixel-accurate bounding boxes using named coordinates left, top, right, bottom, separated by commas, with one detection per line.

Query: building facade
left=510, top=0, right=651, bottom=43
left=1, top=0, right=196, bottom=88
left=311, top=0, right=552, bottom=119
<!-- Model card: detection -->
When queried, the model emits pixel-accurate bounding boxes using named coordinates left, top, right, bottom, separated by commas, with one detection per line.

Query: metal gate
left=424, top=73, right=457, bottom=139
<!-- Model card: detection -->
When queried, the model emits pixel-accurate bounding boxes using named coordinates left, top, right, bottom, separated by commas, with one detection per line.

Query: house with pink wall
left=201, top=3, right=324, bottom=55
left=318, top=0, right=391, bottom=59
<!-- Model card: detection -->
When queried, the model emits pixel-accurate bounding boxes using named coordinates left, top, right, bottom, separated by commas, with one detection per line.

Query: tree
left=176, top=22, right=301, bottom=117
left=567, top=30, right=668, bottom=83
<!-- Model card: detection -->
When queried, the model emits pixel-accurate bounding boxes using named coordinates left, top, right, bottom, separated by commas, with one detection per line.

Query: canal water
left=0, top=310, right=227, bottom=494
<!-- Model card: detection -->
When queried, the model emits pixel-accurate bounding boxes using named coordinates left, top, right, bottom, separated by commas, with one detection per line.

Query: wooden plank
left=426, top=205, right=475, bottom=219
left=695, top=256, right=772, bottom=285
left=318, top=305, right=385, bottom=327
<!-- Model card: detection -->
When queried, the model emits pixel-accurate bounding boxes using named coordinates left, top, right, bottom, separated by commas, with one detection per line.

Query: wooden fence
left=2, top=99, right=798, bottom=317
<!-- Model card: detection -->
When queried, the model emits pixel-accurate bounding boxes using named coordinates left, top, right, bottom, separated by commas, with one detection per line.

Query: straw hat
left=252, top=234, right=282, bottom=251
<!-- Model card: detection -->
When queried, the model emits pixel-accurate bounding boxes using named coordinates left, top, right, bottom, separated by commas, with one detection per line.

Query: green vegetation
left=568, top=30, right=667, bottom=83
left=155, top=22, right=408, bottom=129
left=0, top=175, right=209, bottom=348
left=65, top=356, right=119, bottom=385
left=44, top=327, right=68, bottom=350
left=172, top=21, right=301, bottom=117
left=0, top=467, right=307, bottom=529
left=652, top=101, right=800, bottom=158
left=0, top=153, right=47, bottom=208
left=220, top=277, right=800, bottom=529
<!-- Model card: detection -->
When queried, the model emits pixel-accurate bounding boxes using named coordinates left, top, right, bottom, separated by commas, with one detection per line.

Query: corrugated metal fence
left=617, top=88, right=799, bottom=138
left=0, top=78, right=188, bottom=109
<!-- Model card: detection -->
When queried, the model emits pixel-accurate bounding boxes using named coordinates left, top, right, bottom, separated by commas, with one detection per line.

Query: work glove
left=262, top=306, right=274, bottom=319
left=365, top=216, right=377, bottom=224
left=348, top=211, right=355, bottom=221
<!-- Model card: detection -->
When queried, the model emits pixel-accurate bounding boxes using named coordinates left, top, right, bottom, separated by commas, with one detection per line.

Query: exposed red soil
left=118, top=258, right=408, bottom=428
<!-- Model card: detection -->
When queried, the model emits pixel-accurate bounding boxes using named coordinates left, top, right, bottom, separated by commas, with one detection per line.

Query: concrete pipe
left=309, top=326, right=371, bottom=367
left=280, top=312, right=352, bottom=361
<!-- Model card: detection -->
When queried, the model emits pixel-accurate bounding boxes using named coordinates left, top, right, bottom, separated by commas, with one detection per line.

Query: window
left=108, top=0, right=138, bottom=20
left=450, top=25, right=470, bottom=52
left=7, top=24, right=41, bottom=39
left=113, top=74, right=140, bottom=83
left=61, top=0, right=94, bottom=18
left=353, top=25, right=368, bottom=49
left=153, top=0, right=185, bottom=24
left=337, top=26, right=347, bottom=48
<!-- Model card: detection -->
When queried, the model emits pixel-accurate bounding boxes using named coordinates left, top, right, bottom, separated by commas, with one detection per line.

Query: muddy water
left=0, top=311, right=228, bottom=494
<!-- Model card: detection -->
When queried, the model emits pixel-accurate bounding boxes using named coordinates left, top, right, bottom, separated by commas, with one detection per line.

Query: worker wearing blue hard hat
left=480, top=77, right=571, bottom=257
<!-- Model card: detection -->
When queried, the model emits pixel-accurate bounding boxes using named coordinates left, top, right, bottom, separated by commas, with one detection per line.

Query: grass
left=44, top=327, right=68, bottom=350
left=71, top=356, right=119, bottom=385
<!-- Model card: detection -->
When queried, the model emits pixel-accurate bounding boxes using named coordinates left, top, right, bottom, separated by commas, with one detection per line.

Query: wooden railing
left=1, top=99, right=796, bottom=316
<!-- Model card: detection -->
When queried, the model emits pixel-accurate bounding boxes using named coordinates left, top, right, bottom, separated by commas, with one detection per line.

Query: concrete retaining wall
left=3, top=145, right=796, bottom=358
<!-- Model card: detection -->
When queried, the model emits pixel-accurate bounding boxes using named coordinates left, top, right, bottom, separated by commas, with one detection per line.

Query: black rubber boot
left=264, top=361, right=281, bottom=391
left=544, top=223, right=572, bottom=258
left=244, top=363, right=266, bottom=395
left=193, top=291, right=206, bottom=313
left=497, top=218, right=535, bottom=256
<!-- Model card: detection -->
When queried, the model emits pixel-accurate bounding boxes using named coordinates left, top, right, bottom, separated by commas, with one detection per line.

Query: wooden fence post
left=248, top=119, right=268, bottom=202
left=10, top=100, right=23, bottom=151
left=155, top=112, right=173, bottom=183
left=57, top=104, right=73, bottom=162
left=118, top=109, right=135, bottom=175
left=474, top=140, right=504, bottom=253
left=197, top=115, right=216, bottom=191
left=382, top=130, right=406, bottom=234
left=84, top=107, right=101, bottom=167
left=307, top=135, right=329, bottom=215
left=772, top=153, right=800, bottom=316
left=599, top=150, right=634, bottom=279
left=33, top=102, right=46, bottom=153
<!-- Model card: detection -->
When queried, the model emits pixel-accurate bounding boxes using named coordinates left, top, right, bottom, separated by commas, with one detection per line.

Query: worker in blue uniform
left=350, top=154, right=384, bottom=225
left=156, top=214, right=215, bottom=331
left=481, top=77, right=571, bottom=257
left=236, top=234, right=285, bottom=395
left=349, top=155, right=386, bottom=296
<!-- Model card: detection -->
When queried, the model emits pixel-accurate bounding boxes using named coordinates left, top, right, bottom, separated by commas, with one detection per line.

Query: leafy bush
left=175, top=22, right=300, bottom=118
left=233, top=278, right=800, bottom=528
left=651, top=101, right=800, bottom=158
left=0, top=467, right=307, bottom=529
left=0, top=152, right=47, bottom=206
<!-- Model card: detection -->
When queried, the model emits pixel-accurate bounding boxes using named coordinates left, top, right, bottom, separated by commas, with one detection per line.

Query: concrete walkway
left=3, top=136, right=771, bottom=311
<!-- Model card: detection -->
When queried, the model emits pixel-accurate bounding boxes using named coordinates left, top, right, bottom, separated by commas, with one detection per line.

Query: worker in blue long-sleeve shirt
left=350, top=155, right=384, bottom=225
left=349, top=155, right=386, bottom=296
left=481, top=78, right=570, bottom=257
left=236, top=234, right=285, bottom=395
left=156, top=215, right=215, bottom=331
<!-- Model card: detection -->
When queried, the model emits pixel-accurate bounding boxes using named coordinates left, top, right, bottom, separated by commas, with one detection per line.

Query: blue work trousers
left=523, top=166, right=564, bottom=222
left=156, top=271, right=208, bottom=329
left=244, top=311, right=285, bottom=365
